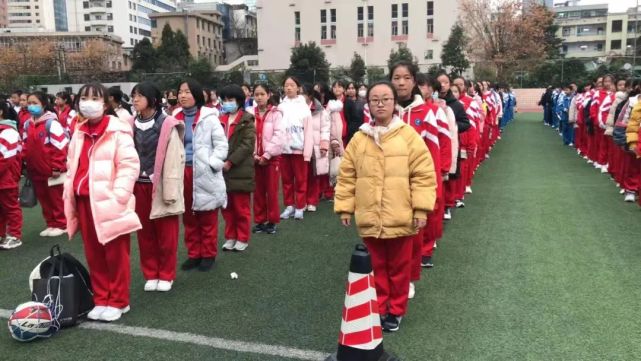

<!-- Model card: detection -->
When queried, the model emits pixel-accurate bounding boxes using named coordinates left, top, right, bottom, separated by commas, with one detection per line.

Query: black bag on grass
left=20, top=177, right=37, bottom=208
left=30, top=245, right=94, bottom=327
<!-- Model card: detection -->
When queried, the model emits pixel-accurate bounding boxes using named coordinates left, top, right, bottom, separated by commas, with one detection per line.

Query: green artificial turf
left=2, top=113, right=641, bottom=360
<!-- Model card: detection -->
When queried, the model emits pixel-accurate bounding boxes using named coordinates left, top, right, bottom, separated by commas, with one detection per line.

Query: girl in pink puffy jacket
left=252, top=84, right=284, bottom=234
left=64, top=83, right=141, bottom=323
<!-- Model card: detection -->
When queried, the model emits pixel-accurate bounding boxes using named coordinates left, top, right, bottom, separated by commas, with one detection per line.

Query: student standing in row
left=65, top=83, right=141, bottom=322
left=23, top=92, right=68, bottom=237
left=252, top=84, right=284, bottom=235
left=130, top=82, right=185, bottom=292
left=54, top=91, right=75, bottom=131
left=174, top=80, right=228, bottom=272
left=0, top=101, right=22, bottom=250
left=219, top=85, right=256, bottom=252
left=301, top=84, right=330, bottom=212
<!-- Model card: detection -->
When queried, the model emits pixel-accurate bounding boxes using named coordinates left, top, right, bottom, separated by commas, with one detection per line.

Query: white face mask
left=79, top=100, right=104, bottom=119
left=358, top=89, right=367, bottom=98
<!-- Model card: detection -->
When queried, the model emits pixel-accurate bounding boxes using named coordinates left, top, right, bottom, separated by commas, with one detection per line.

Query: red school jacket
left=22, top=111, right=69, bottom=181
left=0, top=123, right=22, bottom=189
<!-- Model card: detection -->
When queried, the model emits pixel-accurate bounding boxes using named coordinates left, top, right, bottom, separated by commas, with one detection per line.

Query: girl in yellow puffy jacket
left=334, top=82, right=436, bottom=332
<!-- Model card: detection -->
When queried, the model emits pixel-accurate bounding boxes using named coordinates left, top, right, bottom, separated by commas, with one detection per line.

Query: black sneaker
left=181, top=258, right=201, bottom=271
left=252, top=223, right=266, bottom=234
left=455, top=200, right=465, bottom=208
left=421, top=256, right=434, bottom=268
left=382, top=314, right=402, bottom=332
left=264, top=223, right=277, bottom=234
left=198, top=257, right=216, bottom=272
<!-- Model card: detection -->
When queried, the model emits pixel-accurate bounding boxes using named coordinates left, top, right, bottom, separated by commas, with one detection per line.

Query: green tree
left=441, top=24, right=469, bottom=77
left=330, top=66, right=349, bottom=82
left=367, top=66, right=386, bottom=84
left=188, top=57, right=213, bottom=83
left=156, top=24, right=191, bottom=72
left=427, top=65, right=443, bottom=79
left=387, top=46, right=418, bottom=71
left=287, top=42, right=330, bottom=84
left=131, top=38, right=157, bottom=73
left=349, top=52, right=366, bottom=83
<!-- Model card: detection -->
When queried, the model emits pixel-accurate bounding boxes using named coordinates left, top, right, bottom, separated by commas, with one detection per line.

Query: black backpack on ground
left=30, top=245, right=94, bottom=328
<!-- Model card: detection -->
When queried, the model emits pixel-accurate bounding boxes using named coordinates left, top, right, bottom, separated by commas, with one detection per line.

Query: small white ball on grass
left=230, top=272, right=238, bottom=279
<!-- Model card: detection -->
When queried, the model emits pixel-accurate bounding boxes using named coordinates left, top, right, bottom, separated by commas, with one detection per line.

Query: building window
left=357, top=6, right=364, bottom=38
left=392, top=3, right=408, bottom=37
left=402, top=20, right=408, bottom=35
left=562, top=26, right=571, bottom=36
left=392, top=21, right=398, bottom=36
left=85, top=26, right=90, bottom=31
left=596, top=43, right=603, bottom=51
left=84, top=14, right=89, bottom=21
left=427, top=18, right=434, bottom=35
left=358, top=6, right=363, bottom=21
left=108, top=25, right=113, bottom=32
left=392, top=4, right=398, bottom=19
left=197, top=34, right=200, bottom=45
left=295, top=11, right=300, bottom=42
left=402, top=3, right=408, bottom=17
left=321, top=25, right=327, bottom=40
left=612, top=20, right=622, bottom=32
left=321, top=9, right=326, bottom=23
left=611, top=39, right=621, bottom=49
left=562, top=44, right=568, bottom=53
left=427, top=1, right=433, bottom=16
left=83, top=1, right=88, bottom=9
left=358, top=23, right=364, bottom=38
left=367, top=6, right=374, bottom=37
left=425, top=49, right=434, bottom=60
left=320, top=8, right=336, bottom=40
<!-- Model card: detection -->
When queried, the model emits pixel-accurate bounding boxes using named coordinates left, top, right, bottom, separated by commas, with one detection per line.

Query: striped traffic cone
left=326, top=244, right=398, bottom=361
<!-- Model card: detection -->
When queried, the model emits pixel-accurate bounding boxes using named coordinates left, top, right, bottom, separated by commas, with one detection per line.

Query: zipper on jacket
left=76, top=136, right=95, bottom=195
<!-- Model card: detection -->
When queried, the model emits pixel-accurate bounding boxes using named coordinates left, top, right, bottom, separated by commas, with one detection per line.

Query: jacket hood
left=441, top=91, right=458, bottom=105
left=0, top=119, right=17, bottom=130
left=279, top=95, right=308, bottom=107
left=616, top=91, right=627, bottom=100
left=310, top=98, right=324, bottom=116
left=105, top=115, right=134, bottom=136
left=396, top=94, right=426, bottom=119
left=34, top=111, right=58, bottom=124
left=327, top=99, right=344, bottom=113
left=199, top=105, right=220, bottom=119
left=359, top=115, right=404, bottom=146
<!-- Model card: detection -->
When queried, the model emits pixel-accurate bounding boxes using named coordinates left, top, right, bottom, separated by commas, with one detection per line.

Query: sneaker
left=156, top=280, right=173, bottom=292
left=198, top=257, right=215, bottom=272
left=280, top=206, right=295, bottom=219
left=443, top=208, right=452, bottom=220
left=408, top=282, right=415, bottom=299
left=382, top=314, right=402, bottom=332
left=144, top=279, right=159, bottom=292
left=421, top=256, right=434, bottom=268
left=455, top=200, right=465, bottom=208
left=620, top=188, right=626, bottom=195
left=568, top=143, right=574, bottom=147
left=222, top=240, right=236, bottom=251
left=252, top=224, right=266, bottom=234
left=294, top=208, right=305, bottom=220
left=587, top=159, right=593, bottom=164
left=39, top=228, right=53, bottom=237
left=100, top=306, right=130, bottom=322
left=264, top=223, right=277, bottom=234
left=306, top=205, right=317, bottom=212
left=485, top=154, right=490, bottom=159
left=594, top=162, right=602, bottom=169
left=465, top=186, right=472, bottom=194
left=87, top=306, right=107, bottom=321
left=181, top=258, right=201, bottom=271
left=433, top=242, right=438, bottom=249
left=0, top=236, right=22, bottom=250
left=624, top=192, right=636, bottom=202
left=47, top=228, right=66, bottom=237
left=233, top=241, right=249, bottom=252
left=601, top=166, right=608, bottom=174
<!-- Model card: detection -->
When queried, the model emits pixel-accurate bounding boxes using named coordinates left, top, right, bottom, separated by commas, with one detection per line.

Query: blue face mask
left=432, top=92, right=440, bottom=101
left=222, top=101, right=238, bottom=114
left=27, top=104, right=43, bottom=117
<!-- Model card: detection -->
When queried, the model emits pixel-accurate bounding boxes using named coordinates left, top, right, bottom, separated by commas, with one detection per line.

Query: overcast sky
left=555, top=0, right=639, bottom=12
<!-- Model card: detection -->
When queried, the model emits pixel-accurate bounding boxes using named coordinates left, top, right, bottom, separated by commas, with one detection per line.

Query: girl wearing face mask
left=278, top=77, right=313, bottom=220
left=130, top=82, right=185, bottom=292
left=174, top=80, right=228, bottom=272
left=0, top=101, right=22, bottom=250
left=64, top=83, right=141, bottom=322
left=165, top=90, right=180, bottom=115
left=252, top=83, right=284, bottom=235
left=219, top=85, right=256, bottom=252
left=22, top=91, right=68, bottom=238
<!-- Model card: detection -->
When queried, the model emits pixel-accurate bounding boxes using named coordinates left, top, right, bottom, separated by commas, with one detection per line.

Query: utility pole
left=635, top=0, right=639, bottom=72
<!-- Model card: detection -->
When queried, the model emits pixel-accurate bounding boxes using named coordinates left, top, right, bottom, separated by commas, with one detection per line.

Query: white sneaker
left=144, top=279, right=159, bottom=292
left=87, top=306, right=107, bottom=320
left=624, top=192, right=636, bottom=202
left=587, top=159, right=593, bottom=164
left=233, top=241, right=249, bottom=252
left=443, top=209, right=452, bottom=220
left=594, top=162, right=602, bottom=169
left=0, top=236, right=21, bottom=249
left=294, top=208, right=305, bottom=220
left=156, top=280, right=173, bottom=292
left=222, top=239, right=236, bottom=251
left=100, top=306, right=129, bottom=322
left=408, top=282, right=415, bottom=299
left=47, top=228, right=66, bottom=237
left=601, top=165, right=608, bottom=174
left=568, top=143, right=574, bottom=147
left=455, top=200, right=465, bottom=208
left=620, top=189, right=626, bottom=195
left=306, top=205, right=317, bottom=212
left=465, top=186, right=472, bottom=194
left=280, top=206, right=295, bottom=219
left=39, top=228, right=53, bottom=237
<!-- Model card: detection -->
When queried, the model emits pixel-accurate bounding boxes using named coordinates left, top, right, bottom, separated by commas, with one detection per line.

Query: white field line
left=0, top=308, right=328, bottom=361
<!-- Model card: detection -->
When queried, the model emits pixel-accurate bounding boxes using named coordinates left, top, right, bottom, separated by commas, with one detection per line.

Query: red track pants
left=222, top=192, right=251, bottom=242
left=183, top=166, right=219, bottom=259
left=134, top=182, right=179, bottom=282
left=281, top=154, right=308, bottom=209
left=597, top=131, right=610, bottom=166
left=33, top=180, right=66, bottom=229
left=77, top=196, right=130, bottom=308
left=254, top=159, right=281, bottom=225
left=364, top=236, right=413, bottom=316
left=444, top=179, right=456, bottom=209
left=306, top=167, right=320, bottom=207
left=0, top=187, right=22, bottom=239
left=622, top=152, right=641, bottom=193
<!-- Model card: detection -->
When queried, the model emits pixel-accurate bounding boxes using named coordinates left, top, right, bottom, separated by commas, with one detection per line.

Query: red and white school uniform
left=0, top=122, right=23, bottom=239
left=56, top=105, right=75, bottom=133
left=253, top=105, right=284, bottom=225
left=23, top=111, right=68, bottom=230
left=17, top=108, right=31, bottom=134
left=588, top=90, right=612, bottom=164
left=597, top=92, right=615, bottom=167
